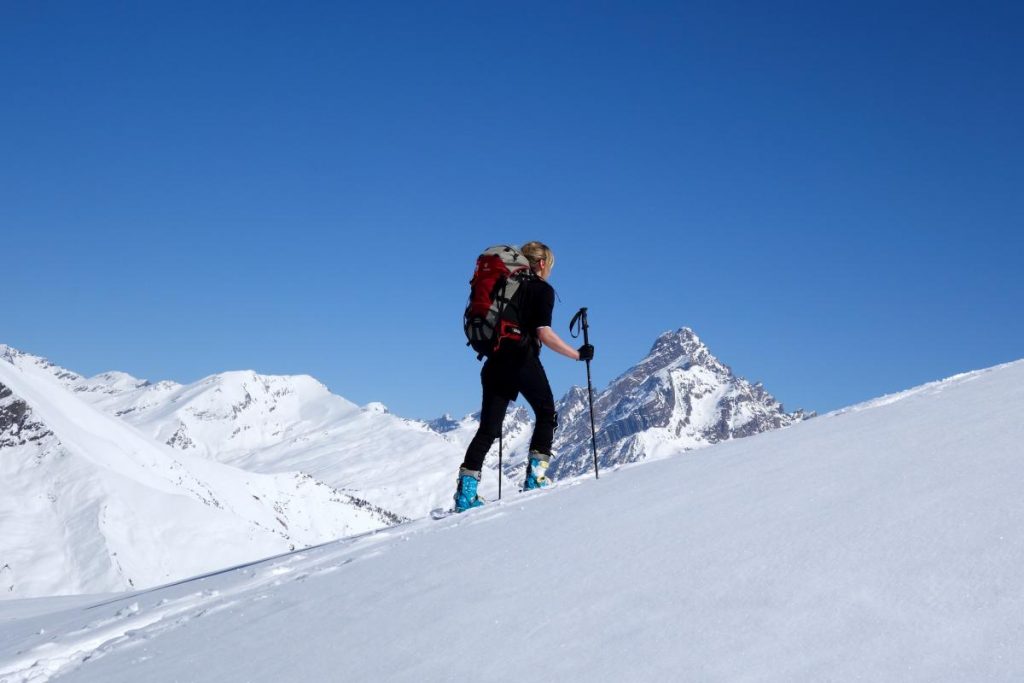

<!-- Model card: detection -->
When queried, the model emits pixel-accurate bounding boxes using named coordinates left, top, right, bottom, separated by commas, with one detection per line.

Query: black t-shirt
left=520, top=278, right=555, bottom=349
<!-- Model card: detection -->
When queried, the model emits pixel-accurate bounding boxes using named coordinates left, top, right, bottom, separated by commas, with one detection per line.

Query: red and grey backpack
left=464, top=244, right=536, bottom=360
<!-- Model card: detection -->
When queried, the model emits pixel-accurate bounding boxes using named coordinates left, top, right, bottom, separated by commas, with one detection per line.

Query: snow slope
left=0, top=348, right=395, bottom=599
left=59, top=364, right=481, bottom=519
left=2, top=359, right=1021, bottom=681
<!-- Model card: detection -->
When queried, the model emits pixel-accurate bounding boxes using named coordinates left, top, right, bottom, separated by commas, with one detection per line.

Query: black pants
left=461, top=352, right=557, bottom=472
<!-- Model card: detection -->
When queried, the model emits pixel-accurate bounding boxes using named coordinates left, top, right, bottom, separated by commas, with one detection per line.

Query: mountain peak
left=427, top=413, right=461, bottom=433
left=0, top=345, right=83, bottom=384
left=75, top=371, right=151, bottom=395
left=546, top=325, right=802, bottom=478
left=651, top=326, right=702, bottom=350
left=641, top=327, right=729, bottom=376
left=0, top=344, right=23, bottom=363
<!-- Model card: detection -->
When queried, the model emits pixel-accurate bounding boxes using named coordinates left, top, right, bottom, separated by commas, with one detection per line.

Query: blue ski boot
left=453, top=468, right=485, bottom=513
left=523, top=452, right=551, bottom=491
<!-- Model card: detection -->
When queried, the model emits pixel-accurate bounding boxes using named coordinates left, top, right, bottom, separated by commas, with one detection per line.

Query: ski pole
left=498, top=433, right=503, bottom=500
left=570, top=307, right=600, bottom=479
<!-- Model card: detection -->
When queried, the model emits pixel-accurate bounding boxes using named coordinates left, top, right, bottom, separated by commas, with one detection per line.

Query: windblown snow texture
left=1, top=359, right=1021, bottom=681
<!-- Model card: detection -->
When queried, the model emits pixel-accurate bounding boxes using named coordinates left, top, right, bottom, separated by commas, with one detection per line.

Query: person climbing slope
left=455, top=241, right=595, bottom=512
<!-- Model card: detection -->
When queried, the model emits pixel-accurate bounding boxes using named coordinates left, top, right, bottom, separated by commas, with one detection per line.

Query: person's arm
left=537, top=326, right=580, bottom=360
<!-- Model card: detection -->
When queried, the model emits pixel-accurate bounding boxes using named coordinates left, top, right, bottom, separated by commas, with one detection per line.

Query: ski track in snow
left=0, top=470, right=599, bottom=682
left=0, top=488, right=556, bottom=683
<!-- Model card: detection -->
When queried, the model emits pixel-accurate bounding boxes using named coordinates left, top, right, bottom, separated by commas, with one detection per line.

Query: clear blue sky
left=3, top=1, right=1021, bottom=419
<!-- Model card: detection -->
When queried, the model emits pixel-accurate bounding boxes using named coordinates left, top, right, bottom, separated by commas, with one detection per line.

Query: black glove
left=577, top=344, right=595, bottom=362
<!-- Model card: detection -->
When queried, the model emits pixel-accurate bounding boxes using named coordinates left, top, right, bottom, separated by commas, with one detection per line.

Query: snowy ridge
left=57, top=365, right=474, bottom=520
left=1, top=358, right=1021, bottom=681
left=0, top=351, right=395, bottom=599
left=75, top=369, right=356, bottom=458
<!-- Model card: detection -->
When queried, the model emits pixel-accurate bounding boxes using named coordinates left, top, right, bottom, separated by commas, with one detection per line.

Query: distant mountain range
left=0, top=328, right=808, bottom=598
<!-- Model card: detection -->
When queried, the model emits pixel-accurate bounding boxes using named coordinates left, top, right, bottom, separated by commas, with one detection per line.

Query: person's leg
left=461, top=384, right=511, bottom=472
left=518, top=354, right=557, bottom=454
left=456, top=363, right=512, bottom=511
left=517, top=355, right=557, bottom=489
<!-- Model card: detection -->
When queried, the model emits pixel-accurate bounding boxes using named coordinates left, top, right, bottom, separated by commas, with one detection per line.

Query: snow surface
left=1, top=359, right=1022, bottom=681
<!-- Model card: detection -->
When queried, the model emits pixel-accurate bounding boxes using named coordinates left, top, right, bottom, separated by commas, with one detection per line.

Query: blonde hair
left=520, top=241, right=555, bottom=277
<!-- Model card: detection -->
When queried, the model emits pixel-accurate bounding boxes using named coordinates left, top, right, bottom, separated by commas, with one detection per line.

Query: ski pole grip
left=570, top=307, right=590, bottom=346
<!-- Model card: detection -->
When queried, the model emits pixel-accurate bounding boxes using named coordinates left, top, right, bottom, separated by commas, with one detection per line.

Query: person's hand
left=577, top=344, right=595, bottom=362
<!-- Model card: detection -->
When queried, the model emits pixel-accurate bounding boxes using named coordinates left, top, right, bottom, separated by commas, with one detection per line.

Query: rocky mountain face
left=550, top=327, right=811, bottom=477
left=429, top=328, right=812, bottom=481
left=0, top=382, right=49, bottom=449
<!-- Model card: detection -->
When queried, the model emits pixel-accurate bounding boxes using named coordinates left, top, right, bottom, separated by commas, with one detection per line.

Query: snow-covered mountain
left=0, top=346, right=396, bottom=599
left=0, top=327, right=803, bottom=599
left=427, top=406, right=533, bottom=468
left=31, top=357, right=474, bottom=520
left=551, top=327, right=810, bottom=477
left=2, top=359, right=1020, bottom=681
left=431, top=327, right=810, bottom=480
